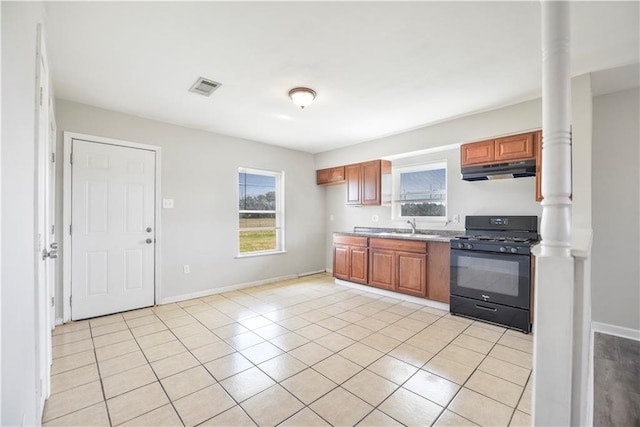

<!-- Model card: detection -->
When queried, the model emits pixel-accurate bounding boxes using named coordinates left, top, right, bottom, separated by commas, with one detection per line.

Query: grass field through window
left=239, top=217, right=277, bottom=253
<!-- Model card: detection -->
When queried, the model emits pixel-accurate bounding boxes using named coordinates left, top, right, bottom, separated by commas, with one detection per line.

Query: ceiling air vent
left=189, top=77, right=222, bottom=97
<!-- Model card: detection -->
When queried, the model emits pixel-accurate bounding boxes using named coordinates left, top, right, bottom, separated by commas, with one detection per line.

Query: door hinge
left=51, top=224, right=55, bottom=235
left=39, top=87, right=43, bottom=106
left=51, top=296, right=55, bottom=307
left=51, top=152, right=55, bottom=163
left=69, top=224, right=72, bottom=235
left=70, top=153, right=73, bottom=164
left=70, top=296, right=72, bottom=307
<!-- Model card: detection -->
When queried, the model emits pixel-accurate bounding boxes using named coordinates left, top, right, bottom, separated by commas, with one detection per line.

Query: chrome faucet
left=407, top=218, right=417, bottom=234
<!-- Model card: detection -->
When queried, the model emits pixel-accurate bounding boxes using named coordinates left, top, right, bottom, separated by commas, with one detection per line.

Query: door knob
left=146, top=227, right=152, bottom=232
left=146, top=238, right=153, bottom=244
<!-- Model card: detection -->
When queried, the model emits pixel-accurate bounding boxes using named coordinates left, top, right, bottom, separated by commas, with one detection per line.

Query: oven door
left=450, top=249, right=530, bottom=309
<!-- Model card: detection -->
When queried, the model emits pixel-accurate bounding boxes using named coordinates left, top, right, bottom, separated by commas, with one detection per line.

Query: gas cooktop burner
left=456, top=235, right=532, bottom=244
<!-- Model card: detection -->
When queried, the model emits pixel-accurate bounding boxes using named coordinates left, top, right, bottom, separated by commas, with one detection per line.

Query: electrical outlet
left=372, top=215, right=379, bottom=222
left=454, top=213, right=461, bottom=223
left=183, top=265, right=190, bottom=274
left=163, top=199, right=174, bottom=209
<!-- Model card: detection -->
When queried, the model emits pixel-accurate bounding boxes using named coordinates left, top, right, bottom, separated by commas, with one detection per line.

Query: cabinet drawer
left=369, top=238, right=427, bottom=253
left=334, top=235, right=368, bottom=247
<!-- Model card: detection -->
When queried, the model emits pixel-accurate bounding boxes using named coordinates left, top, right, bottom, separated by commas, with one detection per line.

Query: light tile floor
left=44, top=274, right=533, bottom=426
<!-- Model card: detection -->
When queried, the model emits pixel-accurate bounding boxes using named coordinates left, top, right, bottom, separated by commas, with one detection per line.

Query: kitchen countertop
left=334, top=227, right=464, bottom=243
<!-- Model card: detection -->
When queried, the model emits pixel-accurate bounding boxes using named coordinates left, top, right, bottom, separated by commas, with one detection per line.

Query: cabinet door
left=345, top=164, right=362, bottom=205
left=333, top=245, right=349, bottom=280
left=535, top=130, right=543, bottom=202
left=317, top=169, right=330, bottom=185
left=495, top=133, right=535, bottom=161
left=369, top=249, right=395, bottom=290
left=461, top=140, right=495, bottom=166
left=329, top=167, right=345, bottom=183
left=361, top=160, right=381, bottom=205
left=396, top=251, right=427, bottom=297
left=349, top=247, right=368, bottom=284
left=426, top=242, right=450, bottom=303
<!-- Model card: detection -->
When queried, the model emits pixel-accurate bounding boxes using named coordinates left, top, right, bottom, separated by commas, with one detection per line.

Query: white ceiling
left=45, top=1, right=639, bottom=154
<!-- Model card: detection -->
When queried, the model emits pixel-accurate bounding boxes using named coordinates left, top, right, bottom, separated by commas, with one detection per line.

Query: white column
left=533, top=1, right=575, bottom=425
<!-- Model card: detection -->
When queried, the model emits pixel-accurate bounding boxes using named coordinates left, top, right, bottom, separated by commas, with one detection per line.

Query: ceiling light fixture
left=288, top=87, right=317, bottom=109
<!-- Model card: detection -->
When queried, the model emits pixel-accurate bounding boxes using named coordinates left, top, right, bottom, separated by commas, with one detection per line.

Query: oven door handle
left=475, top=304, right=498, bottom=312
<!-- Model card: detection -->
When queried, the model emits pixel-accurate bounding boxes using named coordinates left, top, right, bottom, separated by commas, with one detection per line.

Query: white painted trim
left=159, top=274, right=298, bottom=305
left=335, top=279, right=450, bottom=311
left=592, top=321, right=640, bottom=341
left=326, top=268, right=333, bottom=274
left=55, top=318, right=63, bottom=326
left=62, top=132, right=162, bottom=323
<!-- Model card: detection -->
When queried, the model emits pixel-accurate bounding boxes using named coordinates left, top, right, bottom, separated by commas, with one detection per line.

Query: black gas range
left=449, top=216, right=538, bottom=333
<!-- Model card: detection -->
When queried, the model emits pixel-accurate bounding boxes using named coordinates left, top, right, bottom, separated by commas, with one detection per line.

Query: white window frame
left=237, top=167, right=285, bottom=257
left=392, top=161, right=447, bottom=221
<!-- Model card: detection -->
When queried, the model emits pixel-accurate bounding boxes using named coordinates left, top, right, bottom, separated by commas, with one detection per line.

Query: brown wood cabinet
left=460, top=139, right=495, bottom=166
left=535, top=130, right=543, bottom=202
left=397, top=251, right=427, bottom=297
left=495, top=133, right=535, bottom=162
left=369, top=248, right=395, bottom=290
left=333, top=234, right=451, bottom=304
left=426, top=241, right=450, bottom=303
left=369, top=238, right=427, bottom=298
left=345, top=160, right=391, bottom=206
left=316, top=166, right=345, bottom=185
left=333, top=235, right=368, bottom=285
left=461, top=132, right=536, bottom=167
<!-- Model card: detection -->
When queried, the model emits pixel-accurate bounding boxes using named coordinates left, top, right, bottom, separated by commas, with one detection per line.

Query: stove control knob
left=465, top=243, right=473, bottom=250
left=457, top=243, right=465, bottom=249
left=499, top=246, right=507, bottom=253
left=510, top=247, right=519, bottom=254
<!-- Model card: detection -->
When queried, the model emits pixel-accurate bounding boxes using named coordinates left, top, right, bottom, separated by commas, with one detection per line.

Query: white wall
left=317, top=98, right=543, bottom=271
left=1, top=2, right=45, bottom=425
left=591, top=87, right=640, bottom=331
left=54, top=99, right=326, bottom=318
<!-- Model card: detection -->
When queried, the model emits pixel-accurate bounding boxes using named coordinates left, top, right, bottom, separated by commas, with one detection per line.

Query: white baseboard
left=158, top=271, right=327, bottom=305
left=55, top=317, right=64, bottom=326
left=326, top=268, right=333, bottom=274
left=592, top=321, right=640, bottom=341
left=298, top=269, right=327, bottom=277
left=335, top=279, right=450, bottom=311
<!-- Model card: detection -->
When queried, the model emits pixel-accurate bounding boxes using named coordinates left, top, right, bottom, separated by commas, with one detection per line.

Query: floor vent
left=189, top=77, right=222, bottom=96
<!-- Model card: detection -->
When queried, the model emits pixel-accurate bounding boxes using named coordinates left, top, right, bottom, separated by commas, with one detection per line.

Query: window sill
left=236, top=250, right=287, bottom=259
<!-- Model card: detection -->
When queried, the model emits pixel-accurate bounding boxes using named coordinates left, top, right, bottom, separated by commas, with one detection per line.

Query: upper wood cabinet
left=316, top=166, right=345, bottom=185
left=495, top=133, right=535, bottom=161
left=460, top=139, right=495, bottom=166
left=461, top=132, right=536, bottom=167
left=535, top=130, right=543, bottom=202
left=345, top=160, right=391, bottom=206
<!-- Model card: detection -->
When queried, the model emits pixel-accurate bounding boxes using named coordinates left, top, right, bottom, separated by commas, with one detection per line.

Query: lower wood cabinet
left=333, top=235, right=368, bottom=285
left=334, top=235, right=450, bottom=304
left=397, top=251, right=427, bottom=297
left=426, top=241, right=450, bottom=304
left=369, top=249, right=395, bottom=290
left=369, top=238, right=427, bottom=298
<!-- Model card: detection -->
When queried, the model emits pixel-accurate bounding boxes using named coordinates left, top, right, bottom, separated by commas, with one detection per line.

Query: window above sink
left=392, top=161, right=447, bottom=221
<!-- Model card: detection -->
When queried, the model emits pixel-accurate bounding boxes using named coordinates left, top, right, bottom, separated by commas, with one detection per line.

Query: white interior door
left=71, top=140, right=156, bottom=320
left=35, top=26, right=56, bottom=414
